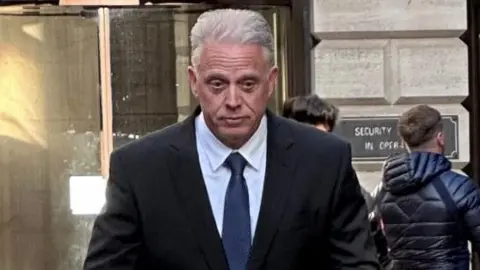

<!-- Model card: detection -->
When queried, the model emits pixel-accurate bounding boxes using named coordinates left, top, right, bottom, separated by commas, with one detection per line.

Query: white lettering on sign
left=361, top=140, right=405, bottom=152
left=365, top=142, right=374, bottom=151
left=379, top=140, right=405, bottom=150
left=354, top=126, right=392, bottom=137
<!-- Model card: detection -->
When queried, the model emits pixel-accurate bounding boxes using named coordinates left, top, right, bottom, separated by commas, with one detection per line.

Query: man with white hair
left=84, top=9, right=379, bottom=270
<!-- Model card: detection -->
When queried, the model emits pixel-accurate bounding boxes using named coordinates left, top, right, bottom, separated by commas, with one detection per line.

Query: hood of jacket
left=382, top=151, right=451, bottom=195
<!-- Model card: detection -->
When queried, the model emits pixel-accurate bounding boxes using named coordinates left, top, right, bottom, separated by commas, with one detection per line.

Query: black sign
left=333, top=115, right=459, bottom=161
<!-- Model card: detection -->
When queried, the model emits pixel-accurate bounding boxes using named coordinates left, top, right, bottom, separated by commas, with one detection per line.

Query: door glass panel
left=109, top=5, right=289, bottom=149
left=0, top=4, right=290, bottom=269
left=0, top=6, right=101, bottom=270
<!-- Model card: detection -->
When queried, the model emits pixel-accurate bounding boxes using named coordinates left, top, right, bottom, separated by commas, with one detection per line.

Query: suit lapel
left=168, top=108, right=228, bottom=270
left=249, top=113, right=296, bottom=269
left=168, top=109, right=296, bottom=270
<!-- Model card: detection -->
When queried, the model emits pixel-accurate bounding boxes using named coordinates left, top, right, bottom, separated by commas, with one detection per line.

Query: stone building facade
left=312, top=1, right=469, bottom=191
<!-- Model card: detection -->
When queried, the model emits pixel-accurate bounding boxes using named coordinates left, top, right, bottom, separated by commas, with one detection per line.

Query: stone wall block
left=313, top=0, right=467, bottom=39
left=314, top=40, right=392, bottom=105
left=390, top=38, right=468, bottom=104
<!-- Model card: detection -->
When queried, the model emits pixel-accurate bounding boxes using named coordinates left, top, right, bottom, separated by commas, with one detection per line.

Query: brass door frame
left=98, top=7, right=113, bottom=177
left=142, top=0, right=312, bottom=98
left=0, top=0, right=311, bottom=98
left=93, top=0, right=311, bottom=172
left=287, top=0, right=313, bottom=97
left=0, top=0, right=312, bottom=177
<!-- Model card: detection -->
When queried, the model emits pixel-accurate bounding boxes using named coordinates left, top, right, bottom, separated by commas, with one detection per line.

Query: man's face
left=188, top=42, right=278, bottom=148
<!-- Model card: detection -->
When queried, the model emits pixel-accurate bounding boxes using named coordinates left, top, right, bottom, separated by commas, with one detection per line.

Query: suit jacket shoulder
left=278, top=117, right=351, bottom=159
left=112, top=120, right=187, bottom=162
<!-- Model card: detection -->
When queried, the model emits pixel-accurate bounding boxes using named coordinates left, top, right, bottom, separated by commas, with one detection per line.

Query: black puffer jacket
left=377, top=151, right=480, bottom=270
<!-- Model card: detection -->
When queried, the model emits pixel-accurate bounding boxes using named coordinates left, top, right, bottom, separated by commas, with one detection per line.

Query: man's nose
left=225, top=86, right=241, bottom=108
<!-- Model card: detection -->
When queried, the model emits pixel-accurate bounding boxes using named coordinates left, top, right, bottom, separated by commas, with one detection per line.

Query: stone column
left=312, top=0, right=469, bottom=189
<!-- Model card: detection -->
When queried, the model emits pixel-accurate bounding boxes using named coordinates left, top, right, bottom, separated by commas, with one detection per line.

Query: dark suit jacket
left=84, top=110, right=379, bottom=270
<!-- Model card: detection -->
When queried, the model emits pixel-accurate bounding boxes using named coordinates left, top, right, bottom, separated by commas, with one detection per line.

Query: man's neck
left=219, top=136, right=249, bottom=150
left=315, top=124, right=329, bottom=132
left=409, top=147, right=443, bottom=155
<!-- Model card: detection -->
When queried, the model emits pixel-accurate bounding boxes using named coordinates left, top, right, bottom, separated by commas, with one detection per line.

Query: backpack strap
left=431, top=174, right=465, bottom=242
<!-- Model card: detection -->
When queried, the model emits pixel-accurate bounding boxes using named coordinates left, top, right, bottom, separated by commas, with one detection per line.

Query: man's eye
left=242, top=80, right=256, bottom=90
left=209, top=80, right=225, bottom=89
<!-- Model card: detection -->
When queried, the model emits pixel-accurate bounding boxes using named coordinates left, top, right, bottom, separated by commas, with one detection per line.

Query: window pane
left=109, top=5, right=289, bottom=149
left=0, top=6, right=101, bottom=270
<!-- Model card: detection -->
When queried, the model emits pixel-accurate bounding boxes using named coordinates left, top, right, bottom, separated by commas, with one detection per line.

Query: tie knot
left=224, top=152, right=247, bottom=176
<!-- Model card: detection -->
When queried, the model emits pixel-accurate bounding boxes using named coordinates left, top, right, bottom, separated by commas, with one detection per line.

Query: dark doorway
left=464, top=0, right=480, bottom=268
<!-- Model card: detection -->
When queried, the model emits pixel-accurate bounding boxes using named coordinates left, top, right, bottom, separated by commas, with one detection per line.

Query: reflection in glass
left=109, top=5, right=289, bottom=149
left=0, top=7, right=101, bottom=270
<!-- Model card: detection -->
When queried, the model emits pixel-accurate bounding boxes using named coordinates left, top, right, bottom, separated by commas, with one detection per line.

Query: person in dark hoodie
left=373, top=104, right=480, bottom=269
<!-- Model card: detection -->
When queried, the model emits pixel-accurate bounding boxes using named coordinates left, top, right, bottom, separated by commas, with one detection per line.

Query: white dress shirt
left=195, top=112, right=267, bottom=241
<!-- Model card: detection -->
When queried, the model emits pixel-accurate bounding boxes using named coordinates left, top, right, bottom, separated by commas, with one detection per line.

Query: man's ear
left=267, top=66, right=278, bottom=98
left=436, top=132, right=445, bottom=147
left=188, top=66, right=198, bottom=97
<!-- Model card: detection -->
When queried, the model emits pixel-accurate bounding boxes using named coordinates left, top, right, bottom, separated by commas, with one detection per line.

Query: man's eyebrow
left=204, top=73, right=228, bottom=80
left=237, top=74, right=260, bottom=80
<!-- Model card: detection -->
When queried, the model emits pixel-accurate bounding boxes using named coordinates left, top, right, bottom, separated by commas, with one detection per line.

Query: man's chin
left=215, top=127, right=253, bottom=147
left=219, top=126, right=250, bottom=137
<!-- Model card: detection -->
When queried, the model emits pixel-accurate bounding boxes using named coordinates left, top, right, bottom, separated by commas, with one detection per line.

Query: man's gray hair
left=190, top=9, right=274, bottom=67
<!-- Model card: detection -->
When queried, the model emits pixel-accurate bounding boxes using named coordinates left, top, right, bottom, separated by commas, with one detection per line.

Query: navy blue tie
left=222, top=152, right=251, bottom=270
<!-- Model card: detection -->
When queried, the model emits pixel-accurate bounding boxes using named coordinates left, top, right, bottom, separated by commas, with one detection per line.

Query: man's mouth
left=223, top=117, right=246, bottom=125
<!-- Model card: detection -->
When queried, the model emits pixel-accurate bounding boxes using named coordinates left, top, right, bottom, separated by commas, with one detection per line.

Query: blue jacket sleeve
left=447, top=173, right=480, bottom=248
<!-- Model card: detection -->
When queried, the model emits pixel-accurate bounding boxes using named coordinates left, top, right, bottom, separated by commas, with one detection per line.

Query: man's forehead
left=199, top=58, right=262, bottom=72
left=200, top=69, right=262, bottom=80
left=202, top=43, right=264, bottom=60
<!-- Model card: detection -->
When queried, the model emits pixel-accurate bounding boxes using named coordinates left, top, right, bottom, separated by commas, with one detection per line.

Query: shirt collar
left=195, top=112, right=267, bottom=172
